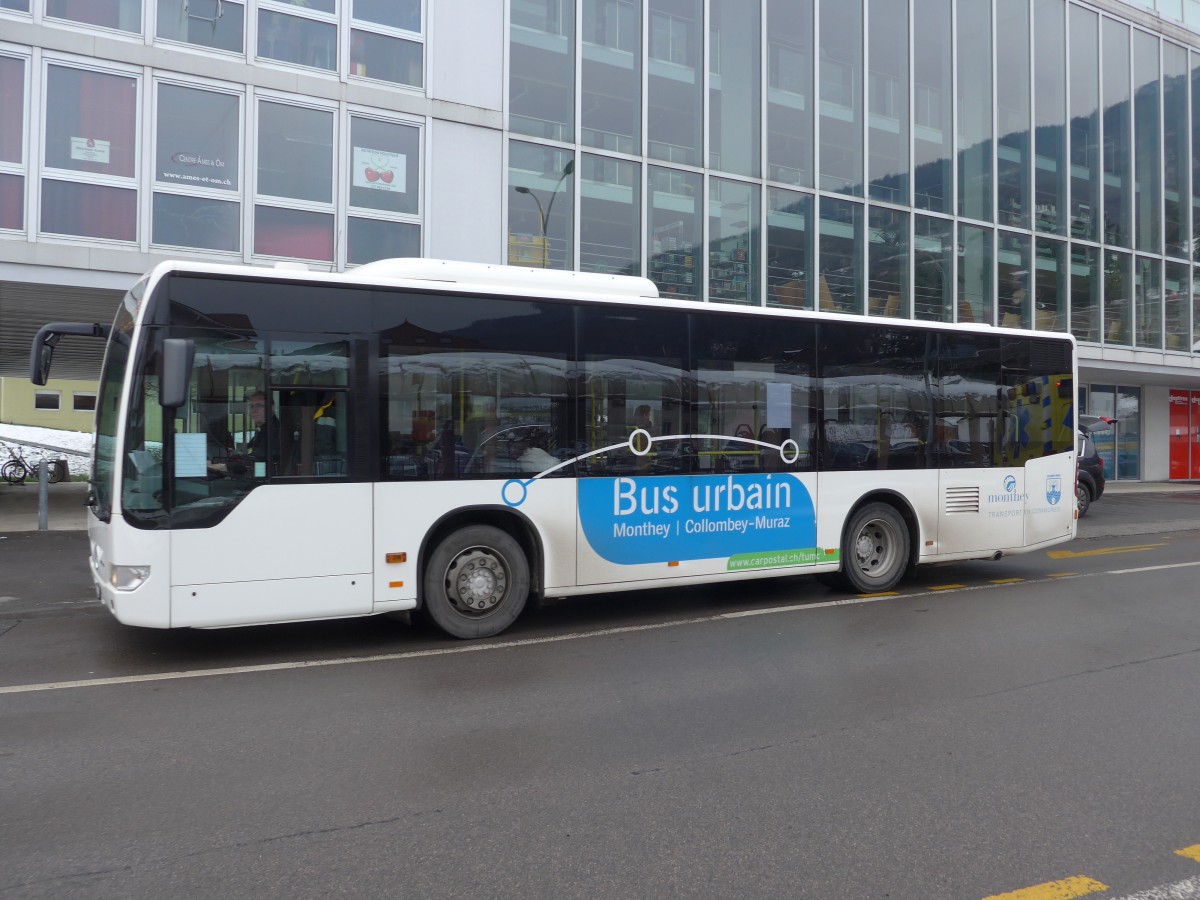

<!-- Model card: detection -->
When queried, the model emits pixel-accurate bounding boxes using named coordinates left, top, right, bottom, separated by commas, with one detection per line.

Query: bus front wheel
left=423, top=525, right=530, bottom=639
left=842, top=502, right=909, bottom=594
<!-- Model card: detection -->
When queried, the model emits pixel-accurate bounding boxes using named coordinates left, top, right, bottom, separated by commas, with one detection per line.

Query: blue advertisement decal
left=577, top=473, right=817, bottom=566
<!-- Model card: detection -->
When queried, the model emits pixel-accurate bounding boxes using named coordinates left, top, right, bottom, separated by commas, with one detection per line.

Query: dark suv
left=1076, top=430, right=1106, bottom=516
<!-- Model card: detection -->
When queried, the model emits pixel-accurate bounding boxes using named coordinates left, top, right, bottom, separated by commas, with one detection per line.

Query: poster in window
left=70, top=137, right=110, bottom=165
left=352, top=147, right=406, bottom=193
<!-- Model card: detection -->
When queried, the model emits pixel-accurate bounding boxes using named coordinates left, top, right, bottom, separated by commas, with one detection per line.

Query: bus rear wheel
left=423, top=525, right=530, bottom=639
left=841, top=502, right=909, bottom=594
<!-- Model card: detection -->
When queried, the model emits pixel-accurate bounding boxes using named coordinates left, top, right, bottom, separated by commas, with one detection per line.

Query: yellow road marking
left=982, top=875, right=1109, bottom=900
left=1047, top=542, right=1166, bottom=559
left=930, top=583, right=965, bottom=591
left=1048, top=573, right=1079, bottom=578
left=857, top=591, right=899, bottom=598
left=1177, top=843, right=1200, bottom=863
left=989, top=578, right=1025, bottom=584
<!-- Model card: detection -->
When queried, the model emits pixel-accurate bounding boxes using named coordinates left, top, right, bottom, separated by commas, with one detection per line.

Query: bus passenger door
left=164, top=335, right=373, bottom=627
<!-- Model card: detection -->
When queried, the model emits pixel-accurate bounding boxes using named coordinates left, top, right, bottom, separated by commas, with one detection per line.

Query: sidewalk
left=0, top=480, right=90, bottom=532
left=1101, top=479, right=1200, bottom=494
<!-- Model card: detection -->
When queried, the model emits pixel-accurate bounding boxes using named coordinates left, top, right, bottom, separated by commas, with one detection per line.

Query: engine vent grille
left=944, top=485, right=980, bottom=514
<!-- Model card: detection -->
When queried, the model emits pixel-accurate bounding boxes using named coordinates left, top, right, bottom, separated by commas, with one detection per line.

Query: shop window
left=46, top=0, right=141, bottom=32
left=154, top=83, right=240, bottom=191
left=0, top=1, right=31, bottom=12
left=35, top=391, right=61, bottom=411
left=41, top=64, right=138, bottom=242
left=348, top=118, right=418, bottom=216
left=152, top=82, right=241, bottom=252
left=156, top=0, right=244, bottom=53
left=43, top=65, right=137, bottom=178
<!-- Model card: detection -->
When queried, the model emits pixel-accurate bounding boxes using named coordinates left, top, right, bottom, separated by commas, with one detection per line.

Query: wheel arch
left=417, top=505, right=545, bottom=610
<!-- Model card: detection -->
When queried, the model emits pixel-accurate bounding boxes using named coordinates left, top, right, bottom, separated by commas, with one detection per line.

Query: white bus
left=32, top=258, right=1078, bottom=639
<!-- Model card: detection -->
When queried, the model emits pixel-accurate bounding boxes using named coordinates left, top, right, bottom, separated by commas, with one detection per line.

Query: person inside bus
left=243, top=390, right=281, bottom=474
left=514, top=429, right=558, bottom=473
left=630, top=404, right=655, bottom=435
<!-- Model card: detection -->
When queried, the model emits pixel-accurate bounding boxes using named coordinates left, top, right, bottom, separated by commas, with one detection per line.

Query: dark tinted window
left=165, top=274, right=373, bottom=334
left=818, top=322, right=934, bottom=470
left=692, top=312, right=817, bottom=473
left=936, top=332, right=1000, bottom=467
left=998, top=337, right=1074, bottom=462
left=379, top=292, right=574, bottom=480
left=577, top=305, right=691, bottom=476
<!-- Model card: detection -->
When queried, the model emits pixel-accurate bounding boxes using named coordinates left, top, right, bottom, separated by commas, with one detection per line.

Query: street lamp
left=514, top=159, right=574, bottom=268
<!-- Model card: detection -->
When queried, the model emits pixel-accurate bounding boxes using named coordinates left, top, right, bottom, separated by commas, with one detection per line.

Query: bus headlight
left=110, top=565, right=150, bottom=592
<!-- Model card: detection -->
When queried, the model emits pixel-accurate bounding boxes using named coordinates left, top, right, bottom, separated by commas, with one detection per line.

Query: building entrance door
left=1168, top=389, right=1200, bottom=480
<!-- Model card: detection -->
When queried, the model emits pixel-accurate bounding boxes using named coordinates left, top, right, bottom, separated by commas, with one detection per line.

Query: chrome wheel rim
left=444, top=547, right=509, bottom=616
left=852, top=516, right=900, bottom=580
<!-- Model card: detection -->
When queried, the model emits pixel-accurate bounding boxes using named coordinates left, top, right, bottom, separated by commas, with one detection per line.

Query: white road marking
left=4, top=558, right=1200, bottom=696
left=1105, top=876, right=1200, bottom=899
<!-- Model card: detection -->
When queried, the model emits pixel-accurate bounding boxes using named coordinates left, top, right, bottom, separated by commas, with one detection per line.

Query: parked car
left=1076, top=428, right=1106, bottom=516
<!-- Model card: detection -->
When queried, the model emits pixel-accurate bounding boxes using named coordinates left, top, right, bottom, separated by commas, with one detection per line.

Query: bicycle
left=2, top=444, right=68, bottom=485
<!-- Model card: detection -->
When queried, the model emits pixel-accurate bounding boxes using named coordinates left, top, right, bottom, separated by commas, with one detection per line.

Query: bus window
left=692, top=312, right=816, bottom=474
left=818, top=322, right=933, bottom=471
left=998, top=337, right=1074, bottom=464
left=578, top=306, right=691, bottom=477
left=378, top=293, right=573, bottom=479
left=120, top=328, right=269, bottom=526
left=270, top=338, right=350, bottom=478
left=935, top=333, right=1000, bottom=467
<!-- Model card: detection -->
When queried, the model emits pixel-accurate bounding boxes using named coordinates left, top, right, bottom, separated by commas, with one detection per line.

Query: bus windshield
left=120, top=323, right=351, bottom=528
left=92, top=290, right=139, bottom=521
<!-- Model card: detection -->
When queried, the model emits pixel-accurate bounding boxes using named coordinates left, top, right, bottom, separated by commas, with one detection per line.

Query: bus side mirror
left=160, top=338, right=196, bottom=409
left=29, top=322, right=112, bottom=385
left=32, top=342, right=56, bottom=386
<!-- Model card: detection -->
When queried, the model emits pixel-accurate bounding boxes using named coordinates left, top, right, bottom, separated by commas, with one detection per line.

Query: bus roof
left=148, top=258, right=1073, bottom=346
left=350, top=258, right=660, bottom=300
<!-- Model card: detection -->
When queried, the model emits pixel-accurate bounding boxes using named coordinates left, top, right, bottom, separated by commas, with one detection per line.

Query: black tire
left=423, top=525, right=530, bottom=639
left=2, top=460, right=27, bottom=485
left=1075, top=479, right=1091, bottom=517
left=49, top=460, right=68, bottom=484
left=841, top=502, right=910, bottom=593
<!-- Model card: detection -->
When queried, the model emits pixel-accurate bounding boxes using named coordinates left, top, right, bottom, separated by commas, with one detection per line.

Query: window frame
left=38, top=56, right=143, bottom=245
left=252, top=92, right=338, bottom=263
left=0, top=47, right=30, bottom=234
left=150, top=75, right=245, bottom=255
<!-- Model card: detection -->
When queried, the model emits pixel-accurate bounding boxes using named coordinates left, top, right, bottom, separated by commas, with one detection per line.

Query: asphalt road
left=2, top=492, right=1199, bottom=899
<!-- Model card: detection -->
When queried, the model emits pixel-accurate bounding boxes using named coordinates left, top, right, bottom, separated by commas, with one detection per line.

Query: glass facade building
left=3, top=0, right=1200, bottom=480
left=505, top=0, right=1200, bottom=481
